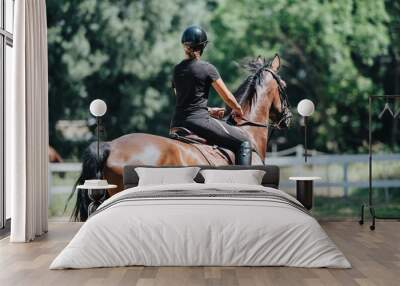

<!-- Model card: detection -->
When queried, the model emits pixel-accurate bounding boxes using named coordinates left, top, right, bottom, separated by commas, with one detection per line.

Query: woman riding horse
left=69, top=50, right=291, bottom=221
left=171, top=26, right=252, bottom=165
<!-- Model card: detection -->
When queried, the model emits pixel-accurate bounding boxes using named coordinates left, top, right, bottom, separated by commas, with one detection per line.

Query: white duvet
left=50, top=183, right=350, bottom=269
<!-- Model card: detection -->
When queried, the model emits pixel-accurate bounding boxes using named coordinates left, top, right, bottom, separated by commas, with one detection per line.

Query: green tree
left=47, top=0, right=399, bottom=157
left=47, top=0, right=213, bottom=158
left=209, top=0, right=391, bottom=153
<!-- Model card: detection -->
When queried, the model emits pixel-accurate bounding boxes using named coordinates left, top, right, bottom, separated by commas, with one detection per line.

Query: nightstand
left=289, top=177, right=321, bottom=210
left=77, top=180, right=117, bottom=216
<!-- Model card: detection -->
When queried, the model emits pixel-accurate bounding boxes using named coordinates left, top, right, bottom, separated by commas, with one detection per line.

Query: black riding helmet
left=181, top=25, right=208, bottom=50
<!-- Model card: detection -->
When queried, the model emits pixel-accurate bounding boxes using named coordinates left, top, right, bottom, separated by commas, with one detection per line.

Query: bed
left=50, top=165, right=350, bottom=269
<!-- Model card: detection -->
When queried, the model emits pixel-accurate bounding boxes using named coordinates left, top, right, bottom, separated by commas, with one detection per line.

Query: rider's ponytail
left=183, top=44, right=202, bottom=59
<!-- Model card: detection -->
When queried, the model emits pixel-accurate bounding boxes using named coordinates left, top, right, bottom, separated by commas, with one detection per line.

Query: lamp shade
left=89, top=99, right=107, bottom=117
left=297, top=99, right=315, bottom=117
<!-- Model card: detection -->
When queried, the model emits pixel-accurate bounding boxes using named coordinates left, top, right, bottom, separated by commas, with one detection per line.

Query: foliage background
left=46, top=0, right=400, bottom=159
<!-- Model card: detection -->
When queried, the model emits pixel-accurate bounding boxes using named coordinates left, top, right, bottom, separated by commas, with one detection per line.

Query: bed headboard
left=123, top=165, right=280, bottom=189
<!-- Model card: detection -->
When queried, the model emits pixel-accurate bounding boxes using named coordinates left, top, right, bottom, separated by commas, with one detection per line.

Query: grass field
left=49, top=186, right=400, bottom=221
left=49, top=172, right=78, bottom=219
left=49, top=161, right=400, bottom=220
left=313, top=188, right=400, bottom=219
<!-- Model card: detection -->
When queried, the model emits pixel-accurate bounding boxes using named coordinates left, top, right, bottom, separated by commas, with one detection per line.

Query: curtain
left=7, top=0, right=49, bottom=242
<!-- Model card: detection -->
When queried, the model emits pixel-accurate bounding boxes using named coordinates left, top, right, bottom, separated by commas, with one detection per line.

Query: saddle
left=169, top=127, right=235, bottom=165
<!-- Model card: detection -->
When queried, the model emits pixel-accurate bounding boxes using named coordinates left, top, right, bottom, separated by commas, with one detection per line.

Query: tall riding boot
left=236, top=141, right=252, bottom=165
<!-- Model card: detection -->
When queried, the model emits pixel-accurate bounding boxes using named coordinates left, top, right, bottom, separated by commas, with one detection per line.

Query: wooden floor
left=0, top=221, right=399, bottom=286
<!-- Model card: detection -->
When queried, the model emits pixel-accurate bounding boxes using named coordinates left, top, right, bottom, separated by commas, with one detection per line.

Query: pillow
left=135, top=167, right=200, bottom=186
left=200, top=169, right=266, bottom=185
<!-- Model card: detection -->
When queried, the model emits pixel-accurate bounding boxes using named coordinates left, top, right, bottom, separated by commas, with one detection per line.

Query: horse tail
left=65, top=142, right=111, bottom=222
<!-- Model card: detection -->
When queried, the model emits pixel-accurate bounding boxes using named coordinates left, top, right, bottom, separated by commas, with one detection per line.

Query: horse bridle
left=233, top=66, right=292, bottom=130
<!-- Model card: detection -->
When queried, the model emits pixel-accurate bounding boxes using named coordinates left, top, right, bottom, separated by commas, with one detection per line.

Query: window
left=0, top=0, right=14, bottom=233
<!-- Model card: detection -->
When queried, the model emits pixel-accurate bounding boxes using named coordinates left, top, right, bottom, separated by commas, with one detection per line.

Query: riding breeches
left=171, top=111, right=252, bottom=165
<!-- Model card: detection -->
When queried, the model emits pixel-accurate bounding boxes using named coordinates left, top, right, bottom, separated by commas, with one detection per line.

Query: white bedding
left=50, top=183, right=350, bottom=269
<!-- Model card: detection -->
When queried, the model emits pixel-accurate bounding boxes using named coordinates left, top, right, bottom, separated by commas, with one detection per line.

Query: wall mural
left=44, top=1, right=400, bottom=221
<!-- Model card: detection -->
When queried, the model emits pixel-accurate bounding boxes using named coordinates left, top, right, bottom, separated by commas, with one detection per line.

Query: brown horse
left=69, top=54, right=291, bottom=221
left=49, top=145, right=64, bottom=163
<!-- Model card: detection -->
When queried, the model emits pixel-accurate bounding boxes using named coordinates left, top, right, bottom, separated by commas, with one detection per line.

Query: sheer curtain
left=7, top=0, right=48, bottom=242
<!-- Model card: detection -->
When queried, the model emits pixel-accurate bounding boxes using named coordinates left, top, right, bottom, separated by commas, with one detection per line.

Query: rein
left=234, top=116, right=269, bottom=128
left=234, top=116, right=286, bottom=129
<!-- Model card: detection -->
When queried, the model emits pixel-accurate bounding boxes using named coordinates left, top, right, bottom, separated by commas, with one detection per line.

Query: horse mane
left=225, top=57, right=271, bottom=117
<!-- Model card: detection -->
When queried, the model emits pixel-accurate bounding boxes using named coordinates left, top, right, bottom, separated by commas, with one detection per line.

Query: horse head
left=228, top=54, right=291, bottom=130
left=262, top=54, right=292, bottom=129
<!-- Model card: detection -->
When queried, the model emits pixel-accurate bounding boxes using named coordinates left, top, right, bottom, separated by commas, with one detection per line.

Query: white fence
left=48, top=162, right=81, bottom=194
left=48, top=147, right=400, bottom=199
left=267, top=145, right=400, bottom=197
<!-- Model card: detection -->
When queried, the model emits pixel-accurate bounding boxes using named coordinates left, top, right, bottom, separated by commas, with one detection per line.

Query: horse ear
left=271, top=54, right=281, bottom=72
left=256, top=55, right=263, bottom=65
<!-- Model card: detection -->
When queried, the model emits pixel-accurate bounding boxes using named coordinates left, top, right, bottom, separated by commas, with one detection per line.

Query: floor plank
left=0, top=221, right=399, bottom=286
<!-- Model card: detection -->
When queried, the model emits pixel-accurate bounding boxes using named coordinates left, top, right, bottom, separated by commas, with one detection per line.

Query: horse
left=49, top=145, right=66, bottom=178
left=68, top=54, right=292, bottom=221
left=49, top=145, right=63, bottom=163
